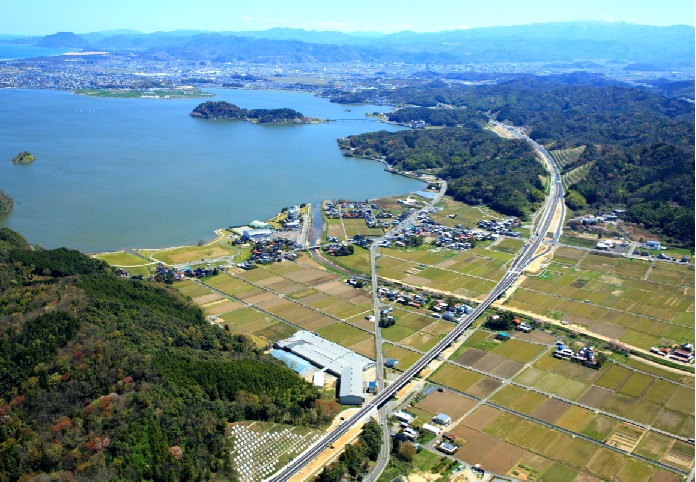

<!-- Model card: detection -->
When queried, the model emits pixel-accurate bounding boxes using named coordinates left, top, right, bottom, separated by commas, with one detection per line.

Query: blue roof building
left=270, top=349, right=314, bottom=377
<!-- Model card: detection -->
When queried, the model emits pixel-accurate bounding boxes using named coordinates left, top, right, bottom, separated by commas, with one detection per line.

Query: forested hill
left=464, top=79, right=695, bottom=247
left=341, top=128, right=545, bottom=218
left=191, top=101, right=312, bottom=124
left=0, top=228, right=331, bottom=481
left=334, top=78, right=695, bottom=247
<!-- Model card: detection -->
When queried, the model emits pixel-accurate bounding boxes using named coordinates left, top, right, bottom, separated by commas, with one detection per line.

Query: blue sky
left=1, top=0, right=694, bottom=35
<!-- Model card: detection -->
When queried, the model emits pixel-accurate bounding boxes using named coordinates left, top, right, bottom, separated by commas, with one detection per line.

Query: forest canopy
left=331, top=77, right=695, bottom=246
left=342, top=128, right=545, bottom=218
left=191, top=101, right=311, bottom=124
left=0, top=228, right=331, bottom=481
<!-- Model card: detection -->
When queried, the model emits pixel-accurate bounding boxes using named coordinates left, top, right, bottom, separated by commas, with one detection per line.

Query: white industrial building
left=275, top=331, right=374, bottom=405
left=242, top=228, right=273, bottom=240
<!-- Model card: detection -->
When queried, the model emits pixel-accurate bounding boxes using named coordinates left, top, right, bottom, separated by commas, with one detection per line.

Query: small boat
left=344, top=109, right=351, bottom=112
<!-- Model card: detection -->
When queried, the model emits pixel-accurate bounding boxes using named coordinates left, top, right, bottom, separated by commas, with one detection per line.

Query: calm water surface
left=0, top=88, right=422, bottom=251
left=0, top=44, right=72, bottom=60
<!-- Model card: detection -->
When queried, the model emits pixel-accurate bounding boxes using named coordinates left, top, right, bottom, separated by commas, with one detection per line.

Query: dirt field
left=350, top=338, right=376, bottom=359
left=415, top=390, right=477, bottom=422
left=285, top=268, right=338, bottom=286
left=461, top=406, right=502, bottom=431
left=454, top=433, right=524, bottom=475
left=531, top=398, right=572, bottom=424
left=204, top=300, right=243, bottom=315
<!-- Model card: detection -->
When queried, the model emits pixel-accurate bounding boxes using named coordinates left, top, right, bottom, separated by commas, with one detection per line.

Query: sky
left=1, top=0, right=693, bottom=35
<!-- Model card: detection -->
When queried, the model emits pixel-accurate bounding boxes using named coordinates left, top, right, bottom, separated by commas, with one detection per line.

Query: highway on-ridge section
left=268, top=123, right=563, bottom=482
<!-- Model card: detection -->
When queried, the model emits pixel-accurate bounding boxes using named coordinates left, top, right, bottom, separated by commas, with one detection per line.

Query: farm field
left=340, top=218, right=384, bottom=239
left=326, top=247, right=372, bottom=275
left=510, top=353, right=695, bottom=439
left=177, top=259, right=380, bottom=351
left=405, top=318, right=695, bottom=477
left=172, top=280, right=296, bottom=347
left=505, top=248, right=695, bottom=350
left=428, top=195, right=505, bottom=228
left=421, top=395, right=686, bottom=481
left=489, top=237, right=525, bottom=254
left=376, top=245, right=516, bottom=300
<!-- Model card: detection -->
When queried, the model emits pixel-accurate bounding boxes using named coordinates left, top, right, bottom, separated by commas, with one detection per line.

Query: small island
left=0, top=190, right=13, bottom=217
left=11, top=151, right=35, bottom=164
left=190, top=101, right=321, bottom=124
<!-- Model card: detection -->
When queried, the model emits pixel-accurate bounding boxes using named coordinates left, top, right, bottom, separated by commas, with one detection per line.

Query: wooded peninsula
left=0, top=190, right=13, bottom=216
left=335, top=76, right=694, bottom=247
left=191, top=101, right=319, bottom=124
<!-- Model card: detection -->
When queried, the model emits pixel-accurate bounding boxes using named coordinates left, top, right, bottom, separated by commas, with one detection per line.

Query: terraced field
left=550, top=146, right=586, bottom=168
left=562, top=161, right=595, bottom=190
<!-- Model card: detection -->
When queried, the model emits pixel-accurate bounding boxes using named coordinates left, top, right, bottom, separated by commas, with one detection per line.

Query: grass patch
left=492, top=339, right=545, bottom=363
left=316, top=323, right=371, bottom=347
left=429, top=364, right=482, bottom=393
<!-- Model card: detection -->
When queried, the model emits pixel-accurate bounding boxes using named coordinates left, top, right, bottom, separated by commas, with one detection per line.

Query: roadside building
left=392, top=411, right=415, bottom=424
left=338, top=365, right=365, bottom=405
left=433, top=413, right=452, bottom=425
left=422, top=423, right=441, bottom=435
left=242, top=228, right=273, bottom=240
left=385, top=358, right=399, bottom=368
left=438, top=442, right=457, bottom=455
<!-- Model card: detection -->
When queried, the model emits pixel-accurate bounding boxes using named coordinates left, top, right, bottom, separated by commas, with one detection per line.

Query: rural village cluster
left=110, top=181, right=695, bottom=481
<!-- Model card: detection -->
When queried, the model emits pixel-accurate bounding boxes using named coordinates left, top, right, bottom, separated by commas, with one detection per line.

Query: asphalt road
left=269, top=127, right=563, bottom=482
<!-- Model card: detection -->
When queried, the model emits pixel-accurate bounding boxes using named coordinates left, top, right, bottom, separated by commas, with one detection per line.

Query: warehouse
left=338, top=365, right=365, bottom=405
left=275, top=331, right=374, bottom=405
left=275, top=330, right=374, bottom=375
left=270, top=349, right=314, bottom=377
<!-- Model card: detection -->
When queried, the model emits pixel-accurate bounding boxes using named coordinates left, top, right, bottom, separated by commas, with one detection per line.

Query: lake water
left=0, top=88, right=423, bottom=251
left=0, top=44, right=72, bottom=60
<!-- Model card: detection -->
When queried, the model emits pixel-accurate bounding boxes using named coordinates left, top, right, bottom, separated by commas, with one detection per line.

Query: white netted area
left=229, top=422, right=323, bottom=482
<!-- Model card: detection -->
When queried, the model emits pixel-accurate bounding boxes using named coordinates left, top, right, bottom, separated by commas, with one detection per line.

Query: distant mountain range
left=7, top=21, right=695, bottom=68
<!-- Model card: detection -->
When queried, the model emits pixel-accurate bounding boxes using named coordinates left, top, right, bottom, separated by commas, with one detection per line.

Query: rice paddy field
left=376, top=244, right=518, bottom=301
left=340, top=218, right=385, bottom=239
left=325, top=246, right=372, bottom=275
left=428, top=195, right=505, bottom=228
left=504, top=248, right=695, bottom=350
left=411, top=319, right=695, bottom=479
left=414, top=376, right=692, bottom=481
left=173, top=259, right=378, bottom=352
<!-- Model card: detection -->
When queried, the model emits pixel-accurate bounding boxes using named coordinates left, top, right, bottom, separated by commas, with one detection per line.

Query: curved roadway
left=269, top=124, right=563, bottom=482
